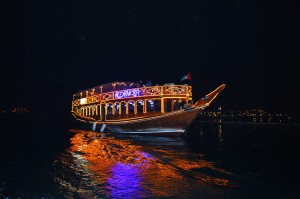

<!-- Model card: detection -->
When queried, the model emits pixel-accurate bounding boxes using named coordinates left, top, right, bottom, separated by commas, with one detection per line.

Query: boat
left=71, top=81, right=225, bottom=134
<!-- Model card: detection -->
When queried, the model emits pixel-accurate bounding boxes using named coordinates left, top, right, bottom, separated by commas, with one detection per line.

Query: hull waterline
left=72, top=106, right=206, bottom=134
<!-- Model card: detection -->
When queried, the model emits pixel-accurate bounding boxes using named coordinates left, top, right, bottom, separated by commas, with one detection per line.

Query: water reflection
left=53, top=129, right=234, bottom=198
left=108, top=163, right=143, bottom=199
left=217, top=125, right=224, bottom=162
left=218, top=125, right=223, bottom=146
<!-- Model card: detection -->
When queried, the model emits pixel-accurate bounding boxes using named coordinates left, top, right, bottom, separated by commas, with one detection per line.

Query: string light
left=72, top=84, right=198, bottom=121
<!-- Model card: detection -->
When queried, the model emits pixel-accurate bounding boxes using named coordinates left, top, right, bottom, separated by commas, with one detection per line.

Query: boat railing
left=105, top=111, right=162, bottom=121
left=73, top=109, right=166, bottom=122
left=72, top=85, right=191, bottom=107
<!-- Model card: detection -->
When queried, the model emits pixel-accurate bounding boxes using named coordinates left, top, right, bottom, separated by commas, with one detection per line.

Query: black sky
left=2, top=1, right=300, bottom=119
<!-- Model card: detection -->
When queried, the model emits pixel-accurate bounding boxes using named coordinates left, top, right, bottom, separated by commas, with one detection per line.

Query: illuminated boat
left=71, top=81, right=225, bottom=134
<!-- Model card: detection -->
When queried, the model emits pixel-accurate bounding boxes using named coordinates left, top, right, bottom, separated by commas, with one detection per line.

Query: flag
left=181, top=72, right=191, bottom=81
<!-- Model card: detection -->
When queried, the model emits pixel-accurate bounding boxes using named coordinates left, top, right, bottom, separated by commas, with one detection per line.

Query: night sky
left=2, top=1, right=300, bottom=120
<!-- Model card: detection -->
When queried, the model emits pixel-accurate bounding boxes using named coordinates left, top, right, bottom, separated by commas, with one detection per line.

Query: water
left=1, top=114, right=300, bottom=198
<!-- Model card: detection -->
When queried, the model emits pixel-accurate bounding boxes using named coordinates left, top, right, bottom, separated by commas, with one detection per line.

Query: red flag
left=187, top=72, right=191, bottom=80
left=181, top=72, right=191, bottom=81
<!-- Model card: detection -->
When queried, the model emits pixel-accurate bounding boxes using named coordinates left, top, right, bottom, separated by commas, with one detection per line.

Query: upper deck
left=72, top=82, right=192, bottom=107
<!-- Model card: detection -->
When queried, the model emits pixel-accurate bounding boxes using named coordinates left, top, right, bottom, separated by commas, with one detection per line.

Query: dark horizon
left=1, top=1, right=300, bottom=120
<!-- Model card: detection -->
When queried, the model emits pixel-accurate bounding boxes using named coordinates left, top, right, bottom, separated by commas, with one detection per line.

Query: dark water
left=1, top=114, right=300, bottom=198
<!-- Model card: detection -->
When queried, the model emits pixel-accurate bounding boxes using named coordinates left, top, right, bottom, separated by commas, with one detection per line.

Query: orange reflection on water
left=69, top=130, right=155, bottom=169
left=59, top=129, right=234, bottom=198
left=151, top=148, right=233, bottom=187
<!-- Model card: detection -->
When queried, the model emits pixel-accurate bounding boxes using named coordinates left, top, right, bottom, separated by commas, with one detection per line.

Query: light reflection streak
left=53, top=129, right=234, bottom=198
left=151, top=147, right=233, bottom=187
left=66, top=130, right=156, bottom=198
left=107, top=163, right=143, bottom=199
left=218, top=124, right=223, bottom=152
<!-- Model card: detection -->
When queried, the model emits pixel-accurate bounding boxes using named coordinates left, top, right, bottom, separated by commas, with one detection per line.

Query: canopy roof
left=74, top=81, right=141, bottom=95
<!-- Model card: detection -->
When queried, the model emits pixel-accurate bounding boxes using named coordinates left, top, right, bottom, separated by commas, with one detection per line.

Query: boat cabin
left=71, top=81, right=193, bottom=122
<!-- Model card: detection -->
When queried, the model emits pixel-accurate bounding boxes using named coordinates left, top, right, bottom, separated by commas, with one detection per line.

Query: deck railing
left=72, top=85, right=191, bottom=107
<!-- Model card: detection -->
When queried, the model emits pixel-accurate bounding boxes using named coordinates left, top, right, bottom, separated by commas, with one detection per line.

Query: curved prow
left=193, top=84, right=226, bottom=108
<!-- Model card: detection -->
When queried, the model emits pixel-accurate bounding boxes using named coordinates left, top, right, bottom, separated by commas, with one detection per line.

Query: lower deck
left=72, top=98, right=193, bottom=122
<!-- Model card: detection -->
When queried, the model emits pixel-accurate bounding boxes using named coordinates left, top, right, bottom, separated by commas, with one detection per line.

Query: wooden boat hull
left=72, top=106, right=205, bottom=134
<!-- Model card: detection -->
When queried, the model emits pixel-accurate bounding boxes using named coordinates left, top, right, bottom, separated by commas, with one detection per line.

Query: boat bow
left=193, top=84, right=226, bottom=108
